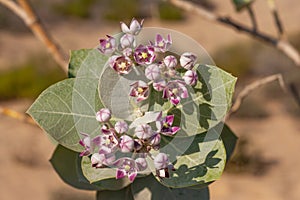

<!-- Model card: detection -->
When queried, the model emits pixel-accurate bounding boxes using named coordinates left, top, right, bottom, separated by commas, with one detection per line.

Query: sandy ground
left=0, top=0, right=300, bottom=199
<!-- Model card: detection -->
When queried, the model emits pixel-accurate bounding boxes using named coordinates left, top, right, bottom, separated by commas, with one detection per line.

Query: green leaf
left=68, top=49, right=93, bottom=78
left=153, top=123, right=227, bottom=188
left=68, top=49, right=109, bottom=78
left=27, top=78, right=103, bottom=152
left=232, top=0, right=255, bottom=11
left=96, top=186, right=134, bottom=200
left=220, top=124, right=238, bottom=161
left=50, top=144, right=100, bottom=190
left=131, top=174, right=210, bottom=200
left=51, top=145, right=132, bottom=191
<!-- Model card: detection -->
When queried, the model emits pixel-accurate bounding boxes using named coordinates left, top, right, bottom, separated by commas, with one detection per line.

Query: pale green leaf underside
left=27, top=78, right=103, bottom=152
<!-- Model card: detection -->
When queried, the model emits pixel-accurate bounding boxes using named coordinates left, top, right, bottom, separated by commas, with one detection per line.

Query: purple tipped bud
left=119, top=135, right=134, bottom=153
left=163, top=55, right=177, bottom=69
left=180, top=52, right=197, bottom=70
left=135, top=124, right=153, bottom=139
left=120, top=33, right=135, bottom=48
left=183, top=70, right=198, bottom=86
left=153, top=79, right=166, bottom=92
left=91, top=153, right=115, bottom=168
left=145, top=64, right=161, bottom=80
left=149, top=133, right=161, bottom=146
left=154, top=153, right=169, bottom=169
left=135, top=158, right=148, bottom=171
left=115, top=121, right=129, bottom=134
left=96, top=108, right=111, bottom=122
left=91, top=153, right=104, bottom=168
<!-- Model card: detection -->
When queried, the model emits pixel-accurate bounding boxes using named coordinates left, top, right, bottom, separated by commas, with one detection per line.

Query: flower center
left=172, top=88, right=178, bottom=95
left=119, top=62, right=127, bottom=70
left=141, top=52, right=148, bottom=59
left=137, top=87, right=144, bottom=94
left=105, top=138, right=111, bottom=145
left=105, top=43, right=111, bottom=48
left=124, top=164, right=131, bottom=172
left=158, top=41, right=164, bottom=47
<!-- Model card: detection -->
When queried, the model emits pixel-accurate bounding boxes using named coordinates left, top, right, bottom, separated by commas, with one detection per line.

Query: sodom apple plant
left=27, top=19, right=238, bottom=200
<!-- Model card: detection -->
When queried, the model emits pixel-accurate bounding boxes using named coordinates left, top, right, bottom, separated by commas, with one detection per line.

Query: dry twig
left=227, top=74, right=286, bottom=119
left=0, top=106, right=37, bottom=126
left=267, top=0, right=285, bottom=38
left=0, top=0, right=68, bottom=72
left=169, top=0, right=300, bottom=67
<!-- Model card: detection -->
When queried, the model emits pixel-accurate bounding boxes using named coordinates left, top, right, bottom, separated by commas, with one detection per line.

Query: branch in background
left=169, top=0, right=300, bottom=67
left=246, top=6, right=258, bottom=32
left=267, top=0, right=284, bottom=38
left=0, top=106, right=37, bottom=126
left=227, top=74, right=287, bottom=119
left=0, top=0, right=68, bottom=72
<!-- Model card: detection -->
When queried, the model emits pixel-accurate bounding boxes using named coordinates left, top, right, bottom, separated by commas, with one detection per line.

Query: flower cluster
left=98, top=18, right=199, bottom=106
left=79, top=18, right=202, bottom=183
left=79, top=108, right=179, bottom=182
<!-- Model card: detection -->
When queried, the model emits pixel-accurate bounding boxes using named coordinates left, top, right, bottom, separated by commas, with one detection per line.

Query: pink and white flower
left=156, top=115, right=180, bottom=136
left=162, top=80, right=188, bottom=105
left=121, top=18, right=144, bottom=35
left=114, top=157, right=139, bottom=182
left=109, top=55, right=133, bottom=75
left=98, top=35, right=116, bottom=54
left=134, top=45, right=156, bottom=65
left=163, top=55, right=177, bottom=69
left=153, top=34, right=172, bottom=53
left=129, top=81, right=149, bottom=102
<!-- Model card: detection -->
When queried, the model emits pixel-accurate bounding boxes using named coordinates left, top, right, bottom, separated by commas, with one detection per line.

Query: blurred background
left=0, top=0, right=299, bottom=199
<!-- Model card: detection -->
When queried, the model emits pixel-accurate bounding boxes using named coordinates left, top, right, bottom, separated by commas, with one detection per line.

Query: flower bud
left=145, top=64, right=161, bottom=80
left=135, top=157, right=148, bottom=171
left=115, top=121, right=129, bottom=134
left=119, top=135, right=134, bottom=153
left=135, top=124, right=153, bottom=139
left=153, top=79, right=166, bottom=92
left=149, top=133, right=161, bottom=146
left=120, top=33, right=135, bottom=48
left=154, top=153, right=169, bottom=169
left=163, top=55, right=177, bottom=69
left=96, top=108, right=111, bottom=122
left=183, top=70, right=198, bottom=86
left=180, top=52, right=197, bottom=70
left=91, top=153, right=104, bottom=168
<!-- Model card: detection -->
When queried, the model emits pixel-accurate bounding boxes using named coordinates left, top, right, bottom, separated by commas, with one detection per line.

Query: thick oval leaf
left=50, top=144, right=100, bottom=190
left=96, top=186, right=134, bottom=200
left=69, top=48, right=109, bottom=79
left=220, top=124, right=238, bottom=161
left=152, top=123, right=227, bottom=188
left=27, top=78, right=103, bottom=152
left=132, top=174, right=210, bottom=200
left=68, top=49, right=92, bottom=78
left=51, top=145, right=132, bottom=191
